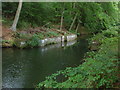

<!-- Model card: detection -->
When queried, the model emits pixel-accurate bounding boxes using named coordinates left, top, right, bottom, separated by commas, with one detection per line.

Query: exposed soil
left=19, top=26, right=69, bottom=35
left=2, top=26, right=13, bottom=40
left=2, top=25, right=71, bottom=41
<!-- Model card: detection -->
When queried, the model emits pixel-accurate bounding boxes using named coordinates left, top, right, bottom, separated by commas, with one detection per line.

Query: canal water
left=2, top=35, right=89, bottom=88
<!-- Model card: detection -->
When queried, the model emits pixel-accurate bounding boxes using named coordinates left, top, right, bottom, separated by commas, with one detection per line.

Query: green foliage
left=2, top=2, right=18, bottom=19
left=89, top=26, right=118, bottom=45
left=37, top=26, right=119, bottom=88
left=100, top=2, right=119, bottom=24
left=69, top=30, right=80, bottom=35
left=33, top=33, right=44, bottom=39
left=2, top=2, right=119, bottom=33
left=13, top=32, right=31, bottom=40
left=46, top=31, right=60, bottom=37
left=2, top=40, right=14, bottom=47
left=2, top=17, right=13, bottom=26
left=80, top=2, right=119, bottom=33
left=2, top=2, right=119, bottom=87
left=102, top=29, right=118, bottom=38
left=17, top=20, right=31, bottom=29
left=2, top=40, right=11, bottom=43
left=26, top=34, right=39, bottom=47
left=13, top=31, right=60, bottom=48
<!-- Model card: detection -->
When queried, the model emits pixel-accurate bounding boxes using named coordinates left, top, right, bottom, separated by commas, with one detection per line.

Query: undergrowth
left=37, top=26, right=119, bottom=88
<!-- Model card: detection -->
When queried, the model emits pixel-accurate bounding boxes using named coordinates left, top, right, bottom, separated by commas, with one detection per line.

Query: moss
left=2, top=40, right=14, bottom=47
left=13, top=39, right=28, bottom=49
left=2, top=29, right=77, bottom=48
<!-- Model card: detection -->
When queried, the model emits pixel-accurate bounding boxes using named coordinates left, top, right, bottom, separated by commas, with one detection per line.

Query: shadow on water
left=2, top=35, right=90, bottom=88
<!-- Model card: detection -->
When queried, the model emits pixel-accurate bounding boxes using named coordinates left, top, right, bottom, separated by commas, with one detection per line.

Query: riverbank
left=37, top=26, right=119, bottom=88
left=1, top=26, right=77, bottom=48
left=2, top=34, right=89, bottom=88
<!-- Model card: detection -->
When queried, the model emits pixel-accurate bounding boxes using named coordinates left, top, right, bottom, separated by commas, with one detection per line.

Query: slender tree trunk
left=70, top=3, right=73, bottom=16
left=73, top=2, right=76, bottom=8
left=69, top=13, right=78, bottom=31
left=60, top=11, right=64, bottom=31
left=76, top=23, right=79, bottom=32
left=10, top=0, right=22, bottom=31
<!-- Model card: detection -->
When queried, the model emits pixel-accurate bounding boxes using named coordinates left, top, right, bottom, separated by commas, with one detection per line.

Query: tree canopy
left=2, top=2, right=119, bottom=32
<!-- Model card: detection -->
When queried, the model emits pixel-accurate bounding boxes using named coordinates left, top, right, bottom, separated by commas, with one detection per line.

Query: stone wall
left=6, top=34, right=77, bottom=48
left=38, top=34, right=77, bottom=47
left=40, top=39, right=77, bottom=52
left=66, top=34, right=77, bottom=42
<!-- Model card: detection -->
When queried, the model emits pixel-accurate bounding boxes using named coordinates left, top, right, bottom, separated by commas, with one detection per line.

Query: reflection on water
left=41, top=40, right=77, bottom=52
left=2, top=36, right=89, bottom=88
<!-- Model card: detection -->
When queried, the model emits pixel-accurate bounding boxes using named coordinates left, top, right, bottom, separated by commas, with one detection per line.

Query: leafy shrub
left=102, top=29, right=118, bottom=38
left=2, top=40, right=14, bottom=47
left=46, top=31, right=59, bottom=37
left=37, top=27, right=119, bottom=88
left=69, top=30, right=80, bottom=35
left=17, top=20, right=31, bottom=29
left=32, top=33, right=44, bottom=39
left=26, top=34, right=39, bottom=47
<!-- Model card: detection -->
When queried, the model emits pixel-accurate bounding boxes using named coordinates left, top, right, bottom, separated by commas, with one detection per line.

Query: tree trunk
left=60, top=11, right=64, bottom=31
left=73, top=2, right=76, bottom=8
left=76, top=23, right=79, bottom=32
left=10, top=0, right=22, bottom=31
left=69, top=13, right=78, bottom=31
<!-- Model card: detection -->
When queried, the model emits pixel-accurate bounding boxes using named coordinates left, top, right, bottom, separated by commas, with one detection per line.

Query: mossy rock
left=88, top=41, right=100, bottom=51
left=14, top=39, right=28, bottom=48
left=2, top=40, right=14, bottom=47
left=89, top=45, right=99, bottom=51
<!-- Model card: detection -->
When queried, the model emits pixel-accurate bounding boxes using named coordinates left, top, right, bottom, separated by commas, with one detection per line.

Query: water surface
left=2, top=36, right=89, bottom=88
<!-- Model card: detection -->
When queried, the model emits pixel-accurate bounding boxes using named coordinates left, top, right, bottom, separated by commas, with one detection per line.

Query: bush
left=26, top=34, right=39, bottom=47
left=37, top=27, right=119, bottom=88
left=46, top=31, right=59, bottom=37
left=17, top=20, right=31, bottom=29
